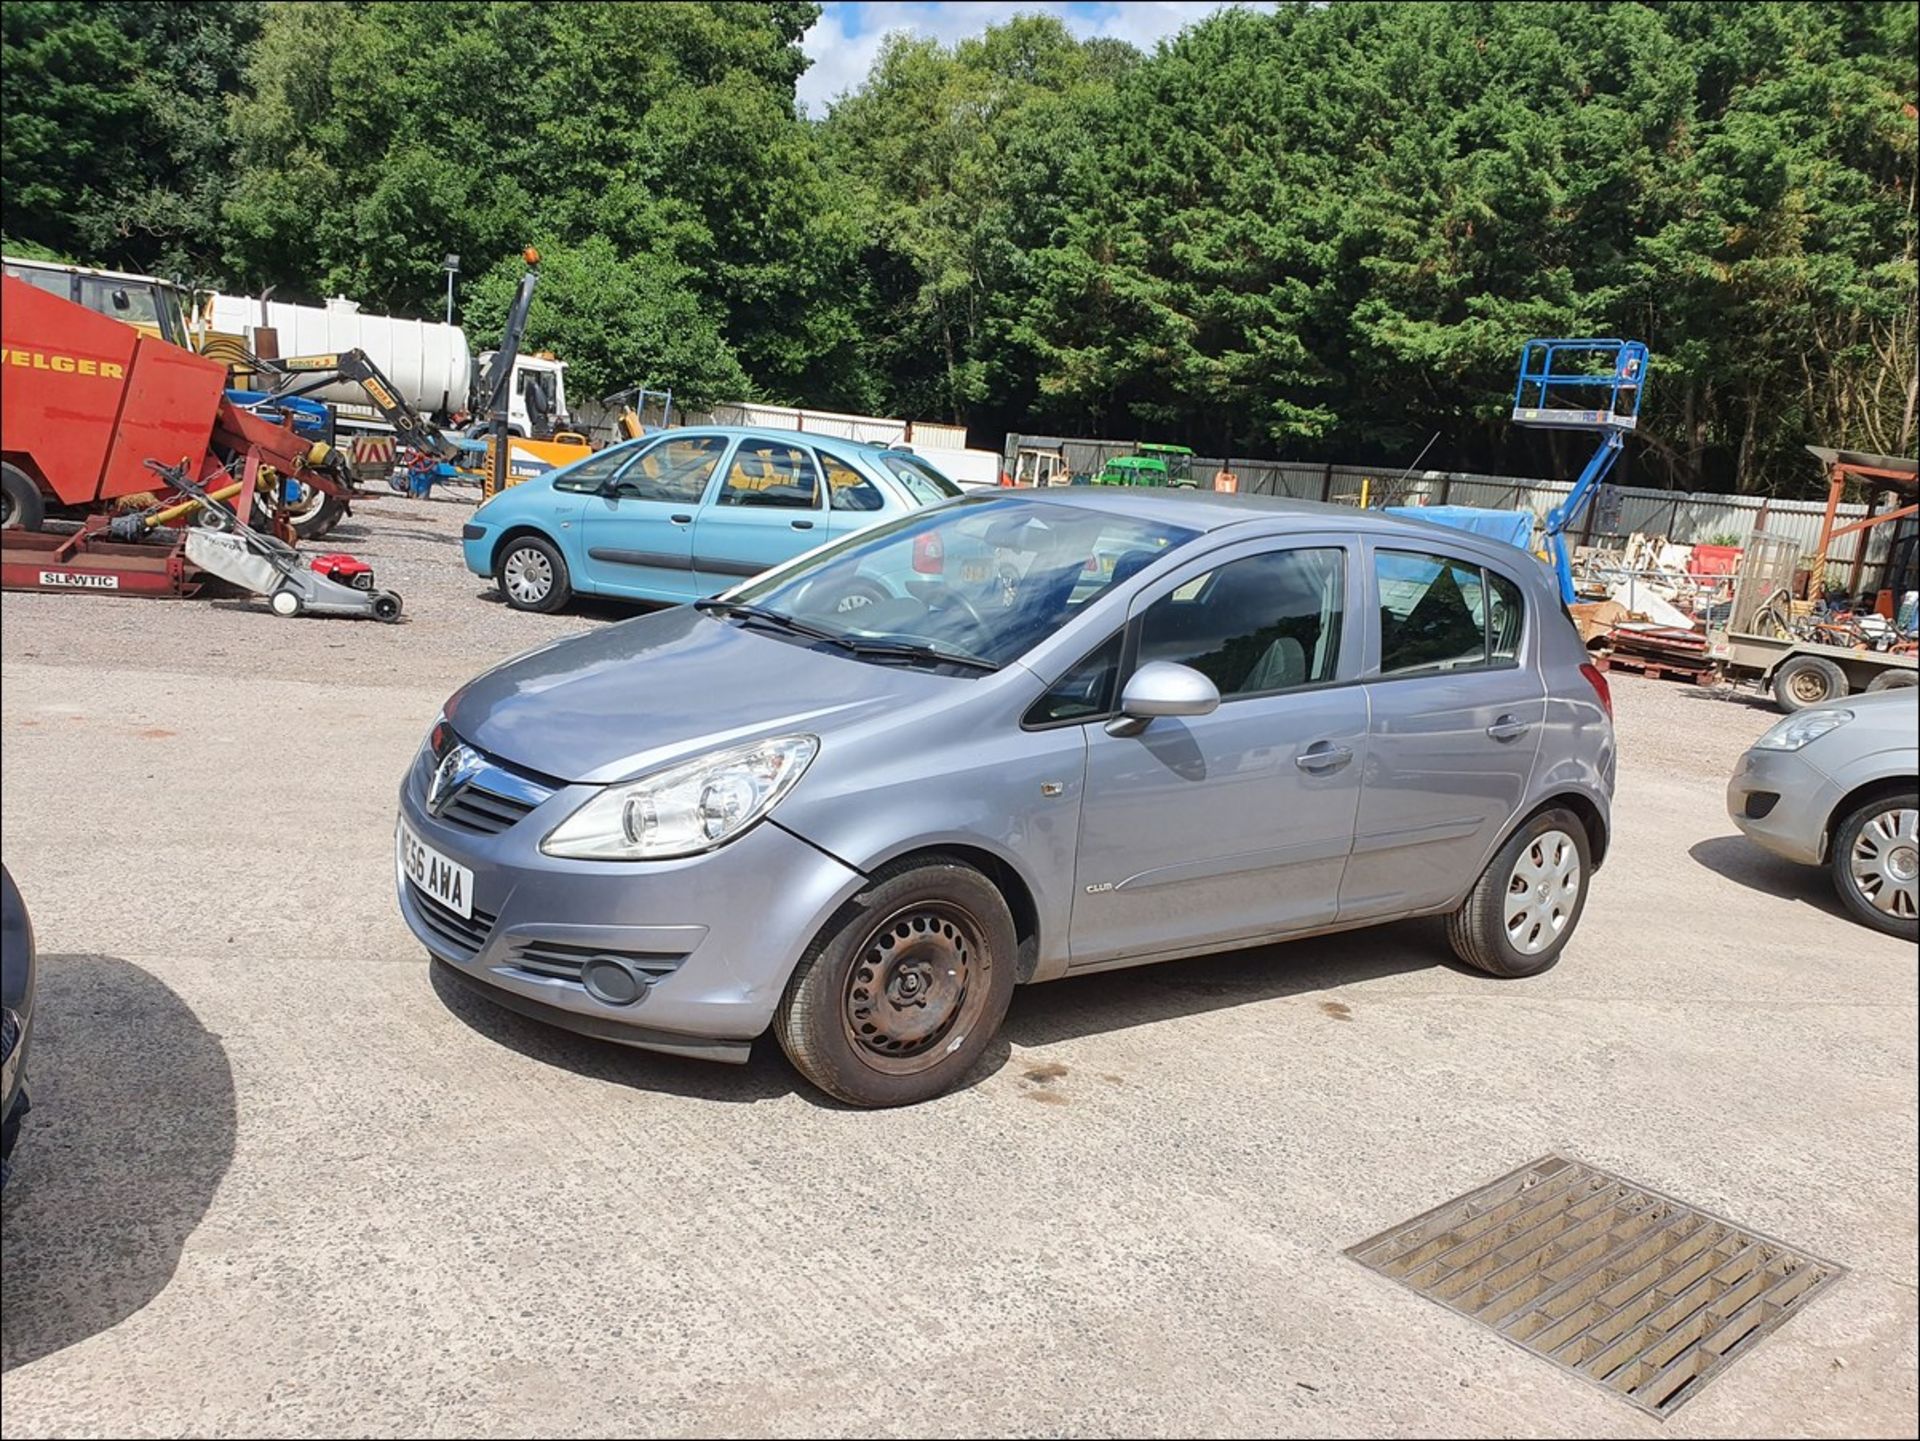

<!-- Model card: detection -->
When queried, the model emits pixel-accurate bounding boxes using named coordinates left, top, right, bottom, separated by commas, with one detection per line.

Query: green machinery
left=1096, top=442, right=1196, bottom=489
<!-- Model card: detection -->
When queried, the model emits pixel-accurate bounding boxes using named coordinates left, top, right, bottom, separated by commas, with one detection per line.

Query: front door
left=576, top=433, right=730, bottom=600
left=1339, top=544, right=1545, bottom=920
left=691, top=437, right=828, bottom=592
left=1069, top=539, right=1369, bottom=966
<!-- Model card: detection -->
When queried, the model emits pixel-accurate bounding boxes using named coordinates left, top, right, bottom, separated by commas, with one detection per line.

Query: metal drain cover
left=1346, top=1155, right=1843, bottom=1418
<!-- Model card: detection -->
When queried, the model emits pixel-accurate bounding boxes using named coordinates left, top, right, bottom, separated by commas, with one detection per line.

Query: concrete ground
left=1, top=498, right=1913, bottom=1438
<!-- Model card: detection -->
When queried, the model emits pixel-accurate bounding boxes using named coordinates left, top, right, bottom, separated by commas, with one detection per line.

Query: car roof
left=654, top=425, right=912, bottom=457
left=988, top=485, right=1504, bottom=541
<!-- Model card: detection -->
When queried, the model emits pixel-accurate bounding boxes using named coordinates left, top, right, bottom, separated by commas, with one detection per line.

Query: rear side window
left=5, top=264, right=73, bottom=300
left=718, top=439, right=820, bottom=509
left=1138, top=547, right=1346, bottom=698
left=1376, top=550, right=1525, bottom=676
left=820, top=451, right=886, bottom=512
left=879, top=452, right=962, bottom=505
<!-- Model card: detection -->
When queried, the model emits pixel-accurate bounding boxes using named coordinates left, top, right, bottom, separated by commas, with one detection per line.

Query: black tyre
left=1865, top=670, right=1917, bottom=693
left=372, top=591, right=403, bottom=623
left=1772, top=655, right=1849, bottom=712
left=1, top=462, right=45, bottom=531
left=775, top=857, right=1017, bottom=1107
left=1829, top=789, right=1918, bottom=940
left=1446, top=808, right=1592, bottom=978
left=496, top=533, right=571, bottom=613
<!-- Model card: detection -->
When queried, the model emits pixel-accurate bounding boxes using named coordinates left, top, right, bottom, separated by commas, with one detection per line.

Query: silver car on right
left=1728, top=687, right=1919, bottom=939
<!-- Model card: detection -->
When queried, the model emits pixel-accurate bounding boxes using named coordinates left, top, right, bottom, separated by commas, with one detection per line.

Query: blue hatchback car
left=462, top=427, right=964, bottom=611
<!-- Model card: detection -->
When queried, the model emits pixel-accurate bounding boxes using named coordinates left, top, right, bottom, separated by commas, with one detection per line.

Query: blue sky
left=798, top=2, right=1274, bottom=114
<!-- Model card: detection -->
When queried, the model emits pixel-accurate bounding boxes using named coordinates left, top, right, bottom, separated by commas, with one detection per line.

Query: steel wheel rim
left=1788, top=669, right=1829, bottom=704
left=1505, top=828, right=1581, bottom=956
left=503, top=547, right=552, bottom=604
left=1849, top=806, right=1919, bottom=919
left=842, top=900, right=991, bottom=1075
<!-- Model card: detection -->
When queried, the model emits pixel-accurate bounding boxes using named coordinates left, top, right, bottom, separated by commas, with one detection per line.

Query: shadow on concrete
left=1674, top=685, right=1780, bottom=716
left=1687, top=834, right=1850, bottom=922
left=432, top=919, right=1450, bottom=1107
left=1003, top=919, right=1451, bottom=1050
left=468, top=587, right=651, bottom=626
left=1, top=954, right=236, bottom=1373
left=428, top=960, right=800, bottom=1105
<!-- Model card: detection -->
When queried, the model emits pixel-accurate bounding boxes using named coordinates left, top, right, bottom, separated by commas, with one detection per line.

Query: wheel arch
left=1826, top=775, right=1919, bottom=853
left=1511, top=790, right=1610, bottom=870
left=856, top=841, right=1044, bottom=984
left=489, top=523, right=563, bottom=575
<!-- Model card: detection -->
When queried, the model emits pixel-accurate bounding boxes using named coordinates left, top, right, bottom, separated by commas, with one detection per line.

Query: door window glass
left=821, top=451, right=886, bottom=512
left=718, top=439, right=820, bottom=509
left=5, top=264, right=72, bottom=299
left=77, top=276, right=159, bottom=325
left=1376, top=550, right=1524, bottom=675
left=1026, top=634, right=1123, bottom=726
left=552, top=441, right=649, bottom=494
left=617, top=435, right=728, bottom=503
left=1138, top=548, right=1346, bottom=697
left=878, top=452, right=963, bottom=505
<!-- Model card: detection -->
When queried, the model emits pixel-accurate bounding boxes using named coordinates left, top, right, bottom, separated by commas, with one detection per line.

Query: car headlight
left=541, top=735, right=818, bottom=860
left=1753, top=708, right=1853, bottom=751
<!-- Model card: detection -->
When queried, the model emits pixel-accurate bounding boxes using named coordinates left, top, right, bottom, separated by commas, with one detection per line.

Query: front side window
left=1376, top=549, right=1525, bottom=675
left=1138, top=548, right=1346, bottom=697
left=1027, top=633, right=1123, bottom=725
left=551, top=440, right=651, bottom=494
left=618, top=435, right=728, bottom=503
left=78, top=275, right=160, bottom=325
left=719, top=439, right=820, bottom=509
left=723, top=497, right=1197, bottom=669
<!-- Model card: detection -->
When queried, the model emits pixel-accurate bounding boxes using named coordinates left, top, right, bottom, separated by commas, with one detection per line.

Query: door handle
left=1295, top=742, right=1354, bottom=772
left=790, top=520, right=815, bottom=531
left=669, top=513, right=693, bottom=524
left=1486, top=715, right=1531, bottom=741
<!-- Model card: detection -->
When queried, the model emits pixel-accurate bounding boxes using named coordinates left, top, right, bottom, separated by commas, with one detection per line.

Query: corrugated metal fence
left=1002, top=434, right=1903, bottom=581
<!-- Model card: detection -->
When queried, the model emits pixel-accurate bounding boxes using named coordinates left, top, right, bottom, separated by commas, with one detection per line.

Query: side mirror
left=111, top=288, right=132, bottom=312
left=1106, top=661, right=1219, bottom=736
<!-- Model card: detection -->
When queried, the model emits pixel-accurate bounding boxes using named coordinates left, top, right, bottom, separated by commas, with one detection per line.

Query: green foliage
left=461, top=238, right=749, bottom=409
left=2, top=1, right=1911, bottom=494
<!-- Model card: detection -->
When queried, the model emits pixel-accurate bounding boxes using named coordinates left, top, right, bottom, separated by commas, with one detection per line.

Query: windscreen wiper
left=837, top=638, right=1000, bottom=672
left=693, top=598, right=844, bottom=645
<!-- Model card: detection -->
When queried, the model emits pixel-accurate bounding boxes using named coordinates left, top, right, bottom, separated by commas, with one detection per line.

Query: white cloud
left=797, top=2, right=1274, bottom=116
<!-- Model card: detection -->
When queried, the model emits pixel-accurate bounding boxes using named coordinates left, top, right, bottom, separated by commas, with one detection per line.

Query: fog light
left=1744, top=791, right=1779, bottom=820
left=580, top=955, right=644, bottom=1006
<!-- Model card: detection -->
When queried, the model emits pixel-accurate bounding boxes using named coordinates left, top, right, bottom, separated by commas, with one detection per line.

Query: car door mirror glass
left=1109, top=661, right=1219, bottom=735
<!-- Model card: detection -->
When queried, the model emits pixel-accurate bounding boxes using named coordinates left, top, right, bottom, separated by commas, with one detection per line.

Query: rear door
left=690, top=436, right=827, bottom=592
left=576, top=432, right=730, bottom=600
left=1339, top=544, right=1545, bottom=921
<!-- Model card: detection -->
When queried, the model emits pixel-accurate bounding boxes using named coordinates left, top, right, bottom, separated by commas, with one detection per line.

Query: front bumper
left=396, top=740, right=865, bottom=1060
left=460, top=524, right=492, bottom=579
left=1726, top=747, right=1838, bottom=867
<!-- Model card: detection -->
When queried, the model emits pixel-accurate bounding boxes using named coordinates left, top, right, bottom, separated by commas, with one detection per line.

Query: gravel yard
left=1, top=496, right=1913, bottom=1438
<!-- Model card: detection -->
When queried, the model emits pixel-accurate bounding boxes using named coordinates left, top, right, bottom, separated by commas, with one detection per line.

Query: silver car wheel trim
left=503, top=547, right=552, bottom=604
left=1504, top=828, right=1581, bottom=956
left=1849, top=806, right=1919, bottom=918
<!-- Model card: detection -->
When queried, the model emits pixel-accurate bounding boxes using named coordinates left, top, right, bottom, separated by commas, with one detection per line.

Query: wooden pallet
left=1595, top=652, right=1716, bottom=685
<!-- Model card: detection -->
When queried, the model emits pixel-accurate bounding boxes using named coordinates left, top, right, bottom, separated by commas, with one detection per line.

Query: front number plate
left=398, top=819, right=474, bottom=919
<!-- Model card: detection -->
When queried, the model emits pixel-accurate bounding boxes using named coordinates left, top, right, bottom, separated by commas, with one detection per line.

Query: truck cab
left=478, top=351, right=572, bottom=438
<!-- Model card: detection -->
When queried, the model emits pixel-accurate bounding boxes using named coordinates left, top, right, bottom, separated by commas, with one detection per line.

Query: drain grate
left=1346, top=1155, right=1843, bottom=1418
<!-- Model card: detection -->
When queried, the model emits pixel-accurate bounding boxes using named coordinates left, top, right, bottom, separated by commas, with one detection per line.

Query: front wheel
left=775, top=858, right=1017, bottom=1107
left=1830, top=791, right=1918, bottom=940
left=1, top=463, right=45, bottom=531
left=1446, top=809, right=1592, bottom=977
left=496, top=534, right=571, bottom=613
left=1771, top=654, right=1848, bottom=712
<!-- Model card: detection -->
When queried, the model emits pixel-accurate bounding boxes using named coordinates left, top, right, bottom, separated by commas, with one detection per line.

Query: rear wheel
left=1447, top=808, right=1592, bottom=978
left=1, top=463, right=45, bottom=531
left=291, top=493, right=349, bottom=541
left=1865, top=670, right=1916, bottom=693
left=775, top=858, right=1017, bottom=1107
left=1772, top=655, right=1848, bottom=712
left=497, top=534, right=571, bottom=613
left=1830, top=791, right=1918, bottom=940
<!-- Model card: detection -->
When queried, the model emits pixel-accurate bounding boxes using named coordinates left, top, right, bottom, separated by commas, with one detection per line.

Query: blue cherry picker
left=1510, top=338, right=1649, bottom=604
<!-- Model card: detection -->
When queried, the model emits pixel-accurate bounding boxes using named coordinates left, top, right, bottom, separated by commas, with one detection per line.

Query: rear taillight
left=912, top=533, right=945, bottom=574
left=1580, top=661, right=1613, bottom=720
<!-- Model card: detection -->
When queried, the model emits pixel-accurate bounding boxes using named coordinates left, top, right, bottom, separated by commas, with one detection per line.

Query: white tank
left=204, top=292, right=472, bottom=416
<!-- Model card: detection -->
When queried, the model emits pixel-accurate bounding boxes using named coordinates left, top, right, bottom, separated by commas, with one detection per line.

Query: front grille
left=1346, top=1155, right=1843, bottom=1418
left=506, top=939, right=687, bottom=986
left=407, top=882, right=498, bottom=960
left=438, top=784, right=538, bottom=836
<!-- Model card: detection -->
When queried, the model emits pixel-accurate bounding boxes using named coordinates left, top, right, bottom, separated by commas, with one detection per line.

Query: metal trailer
left=1708, top=531, right=1917, bottom=710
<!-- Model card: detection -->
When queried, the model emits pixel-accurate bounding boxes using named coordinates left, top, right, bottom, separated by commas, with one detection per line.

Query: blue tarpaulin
left=1383, top=504, right=1535, bottom=552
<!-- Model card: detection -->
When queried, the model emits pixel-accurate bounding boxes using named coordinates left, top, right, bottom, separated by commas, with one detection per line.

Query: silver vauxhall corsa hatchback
left=398, top=490, right=1616, bottom=1106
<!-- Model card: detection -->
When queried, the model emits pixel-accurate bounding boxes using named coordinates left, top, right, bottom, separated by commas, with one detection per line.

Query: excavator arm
left=264, top=350, right=459, bottom=464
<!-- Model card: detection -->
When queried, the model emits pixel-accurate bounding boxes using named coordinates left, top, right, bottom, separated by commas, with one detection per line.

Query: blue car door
left=690, top=437, right=828, bottom=593
left=576, top=433, right=731, bottom=601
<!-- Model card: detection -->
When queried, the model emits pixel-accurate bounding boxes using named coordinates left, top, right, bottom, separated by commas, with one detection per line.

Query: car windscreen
left=718, top=497, right=1198, bottom=669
